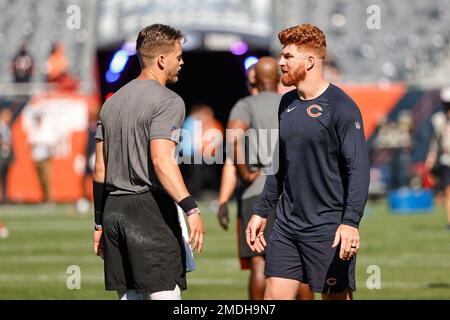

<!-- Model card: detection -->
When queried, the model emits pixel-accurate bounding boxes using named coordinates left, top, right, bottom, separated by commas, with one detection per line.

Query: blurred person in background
left=46, top=42, right=69, bottom=83
left=179, top=104, right=223, bottom=198
left=76, top=103, right=100, bottom=215
left=246, top=64, right=259, bottom=96
left=0, top=220, right=8, bottom=239
left=0, top=108, right=13, bottom=204
left=391, top=110, right=414, bottom=189
left=217, top=64, right=259, bottom=232
left=426, top=87, right=450, bottom=230
left=11, top=42, right=34, bottom=83
left=323, top=56, right=341, bottom=84
left=0, top=108, right=13, bottom=238
left=28, top=113, right=55, bottom=203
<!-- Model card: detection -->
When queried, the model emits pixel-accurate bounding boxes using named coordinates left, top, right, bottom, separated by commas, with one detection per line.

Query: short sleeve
left=149, top=95, right=186, bottom=143
left=228, top=99, right=251, bottom=126
left=95, top=116, right=104, bottom=141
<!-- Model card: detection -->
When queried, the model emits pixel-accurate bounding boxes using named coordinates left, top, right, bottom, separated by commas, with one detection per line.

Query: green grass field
left=1, top=200, right=450, bottom=300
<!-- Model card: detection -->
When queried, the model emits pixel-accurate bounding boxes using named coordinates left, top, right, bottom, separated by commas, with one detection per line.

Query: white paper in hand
left=177, top=204, right=196, bottom=272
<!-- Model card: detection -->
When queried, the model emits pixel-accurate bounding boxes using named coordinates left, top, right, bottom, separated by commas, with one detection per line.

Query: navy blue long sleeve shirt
left=253, top=84, right=370, bottom=241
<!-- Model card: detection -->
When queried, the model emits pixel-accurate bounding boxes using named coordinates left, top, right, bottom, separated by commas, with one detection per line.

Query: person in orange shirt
left=180, top=104, right=224, bottom=198
left=46, top=43, right=69, bottom=83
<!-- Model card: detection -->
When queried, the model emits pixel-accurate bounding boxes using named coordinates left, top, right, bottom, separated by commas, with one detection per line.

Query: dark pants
left=0, top=156, right=11, bottom=202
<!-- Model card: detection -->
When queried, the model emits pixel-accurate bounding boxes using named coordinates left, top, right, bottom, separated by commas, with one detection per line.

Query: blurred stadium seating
left=0, top=0, right=98, bottom=94
left=273, top=0, right=450, bottom=86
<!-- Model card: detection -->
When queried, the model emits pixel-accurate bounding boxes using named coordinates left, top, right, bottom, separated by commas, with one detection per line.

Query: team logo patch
left=306, top=104, right=323, bottom=118
left=325, top=277, right=337, bottom=286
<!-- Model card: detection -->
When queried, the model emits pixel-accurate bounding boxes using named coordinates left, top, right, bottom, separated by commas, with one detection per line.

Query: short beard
left=281, top=63, right=306, bottom=87
left=168, top=76, right=178, bottom=84
left=167, top=72, right=179, bottom=84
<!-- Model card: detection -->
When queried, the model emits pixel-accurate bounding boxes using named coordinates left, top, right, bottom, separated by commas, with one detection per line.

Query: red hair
left=278, top=24, right=326, bottom=59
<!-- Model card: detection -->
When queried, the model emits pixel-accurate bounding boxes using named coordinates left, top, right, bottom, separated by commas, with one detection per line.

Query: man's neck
left=137, top=68, right=166, bottom=86
left=296, top=78, right=329, bottom=101
left=257, top=82, right=278, bottom=93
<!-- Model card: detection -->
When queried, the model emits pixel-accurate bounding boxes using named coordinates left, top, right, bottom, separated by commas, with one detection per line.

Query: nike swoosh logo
left=287, top=106, right=297, bottom=113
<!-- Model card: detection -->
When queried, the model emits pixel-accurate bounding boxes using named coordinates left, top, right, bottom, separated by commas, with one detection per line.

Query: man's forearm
left=218, top=161, right=237, bottom=204
left=93, top=140, right=106, bottom=227
left=93, top=170, right=106, bottom=226
left=252, top=174, right=280, bottom=218
left=153, top=156, right=190, bottom=203
left=233, top=134, right=258, bottom=182
left=342, top=159, right=370, bottom=228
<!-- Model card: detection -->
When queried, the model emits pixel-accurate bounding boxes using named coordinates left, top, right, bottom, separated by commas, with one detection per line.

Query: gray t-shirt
left=96, top=79, right=185, bottom=195
left=228, top=91, right=280, bottom=200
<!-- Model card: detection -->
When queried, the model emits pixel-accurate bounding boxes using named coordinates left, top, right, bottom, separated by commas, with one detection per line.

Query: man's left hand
left=332, top=224, right=360, bottom=261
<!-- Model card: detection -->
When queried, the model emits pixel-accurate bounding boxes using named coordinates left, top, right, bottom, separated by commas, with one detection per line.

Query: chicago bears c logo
left=307, top=104, right=322, bottom=118
left=325, top=277, right=337, bottom=286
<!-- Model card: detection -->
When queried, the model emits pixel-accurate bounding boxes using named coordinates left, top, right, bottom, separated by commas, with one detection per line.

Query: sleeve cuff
left=342, top=209, right=362, bottom=228
left=253, top=210, right=268, bottom=219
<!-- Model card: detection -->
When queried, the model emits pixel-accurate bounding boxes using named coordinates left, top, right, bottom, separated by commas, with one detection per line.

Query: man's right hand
left=187, top=213, right=205, bottom=254
left=217, top=203, right=229, bottom=230
left=93, top=230, right=104, bottom=259
left=246, top=214, right=267, bottom=253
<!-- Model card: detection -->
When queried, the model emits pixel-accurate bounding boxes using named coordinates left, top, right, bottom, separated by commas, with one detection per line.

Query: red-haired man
left=247, top=24, right=369, bottom=300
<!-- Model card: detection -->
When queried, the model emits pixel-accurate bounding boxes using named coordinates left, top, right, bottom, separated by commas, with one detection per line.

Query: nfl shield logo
left=355, top=121, right=361, bottom=129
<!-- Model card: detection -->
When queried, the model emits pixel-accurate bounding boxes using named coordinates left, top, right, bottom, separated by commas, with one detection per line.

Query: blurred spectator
left=324, top=56, right=341, bottom=83
left=0, top=108, right=13, bottom=204
left=11, top=42, right=34, bottom=83
left=426, top=87, right=450, bottom=229
left=46, top=43, right=69, bottom=83
left=28, top=113, right=55, bottom=203
left=246, top=64, right=258, bottom=96
left=368, top=168, right=387, bottom=200
left=76, top=104, right=99, bottom=215
left=0, top=221, right=8, bottom=239
left=179, top=104, right=224, bottom=198
left=392, top=110, right=414, bottom=188
left=374, top=111, right=414, bottom=189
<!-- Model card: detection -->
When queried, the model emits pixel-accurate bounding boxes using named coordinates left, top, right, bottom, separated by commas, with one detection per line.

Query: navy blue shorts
left=265, top=226, right=356, bottom=294
left=442, top=166, right=450, bottom=188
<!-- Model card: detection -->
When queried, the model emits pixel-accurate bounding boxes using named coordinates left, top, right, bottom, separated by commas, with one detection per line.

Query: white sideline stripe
left=0, top=206, right=77, bottom=217
left=0, top=255, right=239, bottom=273
left=0, top=275, right=241, bottom=285
left=0, top=274, right=445, bottom=289
left=0, top=274, right=103, bottom=282
left=0, top=204, right=216, bottom=218
left=0, top=243, right=91, bottom=252
left=3, top=252, right=450, bottom=268
left=0, top=255, right=239, bottom=266
left=0, top=255, right=99, bottom=264
left=2, top=220, right=92, bottom=230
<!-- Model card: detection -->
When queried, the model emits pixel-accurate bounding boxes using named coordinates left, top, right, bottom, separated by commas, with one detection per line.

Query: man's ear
left=157, top=55, right=165, bottom=70
left=306, top=56, right=315, bottom=71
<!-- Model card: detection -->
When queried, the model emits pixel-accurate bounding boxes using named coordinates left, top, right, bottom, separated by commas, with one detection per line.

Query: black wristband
left=93, top=181, right=108, bottom=225
left=178, top=196, right=198, bottom=214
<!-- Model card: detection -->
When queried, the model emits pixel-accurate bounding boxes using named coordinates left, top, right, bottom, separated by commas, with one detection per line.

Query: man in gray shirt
left=93, top=24, right=205, bottom=300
